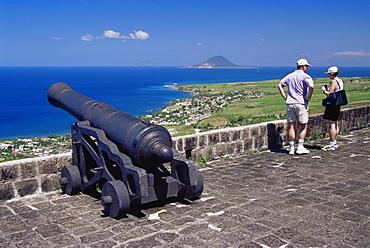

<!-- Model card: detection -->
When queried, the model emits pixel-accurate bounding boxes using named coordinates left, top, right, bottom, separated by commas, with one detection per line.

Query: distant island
left=184, top=56, right=257, bottom=69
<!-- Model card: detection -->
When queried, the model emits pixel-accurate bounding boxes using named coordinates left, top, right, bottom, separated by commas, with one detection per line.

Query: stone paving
left=0, top=128, right=369, bottom=248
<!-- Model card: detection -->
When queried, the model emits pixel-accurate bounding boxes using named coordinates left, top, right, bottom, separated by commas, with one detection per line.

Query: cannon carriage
left=48, top=82, right=203, bottom=218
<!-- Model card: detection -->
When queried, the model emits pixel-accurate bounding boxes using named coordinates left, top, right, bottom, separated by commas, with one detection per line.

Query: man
left=277, top=59, right=314, bottom=155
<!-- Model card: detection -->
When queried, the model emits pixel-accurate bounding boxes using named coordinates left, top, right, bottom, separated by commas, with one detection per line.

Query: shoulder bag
left=322, top=79, right=348, bottom=107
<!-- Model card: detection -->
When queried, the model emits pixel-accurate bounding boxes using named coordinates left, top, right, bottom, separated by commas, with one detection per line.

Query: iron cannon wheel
left=101, top=180, right=130, bottom=219
left=59, top=165, right=82, bottom=195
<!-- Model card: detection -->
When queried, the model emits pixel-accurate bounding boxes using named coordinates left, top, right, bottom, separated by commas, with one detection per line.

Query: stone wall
left=1, top=105, right=369, bottom=200
left=173, top=105, right=370, bottom=163
left=0, top=153, right=72, bottom=200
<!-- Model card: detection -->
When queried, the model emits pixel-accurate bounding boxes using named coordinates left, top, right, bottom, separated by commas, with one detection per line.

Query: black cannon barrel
left=47, top=82, right=173, bottom=169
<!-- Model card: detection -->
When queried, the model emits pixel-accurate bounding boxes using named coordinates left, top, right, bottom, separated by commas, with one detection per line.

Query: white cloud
left=197, top=43, right=202, bottom=46
left=48, top=36, right=62, bottom=40
left=103, top=30, right=125, bottom=39
left=128, top=30, right=149, bottom=40
left=80, top=29, right=149, bottom=41
left=330, top=50, right=370, bottom=56
left=80, top=34, right=96, bottom=41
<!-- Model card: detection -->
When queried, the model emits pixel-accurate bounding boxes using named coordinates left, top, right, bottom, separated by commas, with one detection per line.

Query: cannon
left=47, top=82, right=203, bottom=218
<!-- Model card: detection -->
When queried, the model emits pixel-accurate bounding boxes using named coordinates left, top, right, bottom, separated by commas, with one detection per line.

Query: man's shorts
left=286, top=104, right=309, bottom=124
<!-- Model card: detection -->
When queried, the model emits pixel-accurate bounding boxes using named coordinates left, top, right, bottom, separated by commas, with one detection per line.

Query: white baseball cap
left=296, top=59, right=311, bottom=66
left=325, top=66, right=339, bottom=74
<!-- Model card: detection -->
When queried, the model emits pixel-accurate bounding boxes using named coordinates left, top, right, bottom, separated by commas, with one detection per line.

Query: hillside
left=141, top=77, right=370, bottom=136
left=185, top=56, right=255, bottom=68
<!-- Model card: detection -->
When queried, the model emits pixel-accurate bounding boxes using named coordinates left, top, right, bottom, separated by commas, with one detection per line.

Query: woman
left=321, top=66, right=344, bottom=151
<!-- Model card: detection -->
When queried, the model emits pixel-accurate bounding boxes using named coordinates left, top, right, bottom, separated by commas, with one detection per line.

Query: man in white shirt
left=277, top=59, right=314, bottom=155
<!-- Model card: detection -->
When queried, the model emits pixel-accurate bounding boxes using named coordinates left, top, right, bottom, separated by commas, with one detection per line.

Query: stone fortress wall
left=1, top=105, right=369, bottom=200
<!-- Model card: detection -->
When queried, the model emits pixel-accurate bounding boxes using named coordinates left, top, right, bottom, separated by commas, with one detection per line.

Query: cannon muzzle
left=47, top=82, right=173, bottom=169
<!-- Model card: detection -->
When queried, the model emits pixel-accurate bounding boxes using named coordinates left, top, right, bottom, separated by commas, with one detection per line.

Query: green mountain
left=186, top=56, right=254, bottom=68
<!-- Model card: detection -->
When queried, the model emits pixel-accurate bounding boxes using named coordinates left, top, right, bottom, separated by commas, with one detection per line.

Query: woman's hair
left=331, top=72, right=339, bottom=77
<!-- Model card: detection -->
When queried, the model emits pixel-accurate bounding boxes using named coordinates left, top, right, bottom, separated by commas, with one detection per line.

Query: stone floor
left=0, top=128, right=369, bottom=247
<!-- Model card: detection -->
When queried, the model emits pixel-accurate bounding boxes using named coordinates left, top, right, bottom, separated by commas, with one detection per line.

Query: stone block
left=15, top=179, right=38, bottom=197
left=0, top=182, right=15, bottom=200
left=365, top=105, right=370, bottom=114
left=358, top=116, right=367, bottom=128
left=254, top=136, right=265, bottom=150
left=0, top=165, right=18, bottom=182
left=241, top=127, right=250, bottom=139
left=190, top=149, right=202, bottom=164
left=250, top=126, right=259, bottom=136
left=198, top=134, right=207, bottom=148
left=220, top=131, right=230, bottom=143
left=202, top=146, right=215, bottom=161
left=176, top=138, right=184, bottom=152
left=172, top=140, right=178, bottom=150
left=39, top=159, right=58, bottom=174
left=231, top=130, right=241, bottom=141
left=235, top=141, right=244, bottom=154
left=20, top=161, right=36, bottom=179
left=56, top=156, right=72, bottom=171
left=208, top=133, right=220, bottom=146
left=259, top=125, right=267, bottom=136
left=226, top=143, right=235, bottom=155
left=184, top=136, right=197, bottom=150
left=215, top=143, right=227, bottom=157
left=41, top=174, right=60, bottom=192
left=244, top=138, right=253, bottom=151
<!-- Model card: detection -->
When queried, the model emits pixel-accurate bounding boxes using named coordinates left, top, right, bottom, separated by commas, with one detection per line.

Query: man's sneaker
left=288, top=148, right=295, bottom=155
left=333, top=143, right=339, bottom=148
left=296, top=146, right=310, bottom=154
left=322, top=144, right=336, bottom=151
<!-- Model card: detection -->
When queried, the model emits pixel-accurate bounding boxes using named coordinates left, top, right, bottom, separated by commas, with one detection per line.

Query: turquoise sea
left=0, top=66, right=369, bottom=140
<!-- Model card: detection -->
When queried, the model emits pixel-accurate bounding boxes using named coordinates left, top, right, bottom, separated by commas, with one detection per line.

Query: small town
left=0, top=135, right=72, bottom=162
left=140, top=85, right=266, bottom=126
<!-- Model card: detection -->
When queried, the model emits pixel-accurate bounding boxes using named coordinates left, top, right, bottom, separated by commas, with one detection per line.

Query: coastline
left=164, top=84, right=195, bottom=95
left=144, top=76, right=370, bottom=135
left=1, top=66, right=369, bottom=141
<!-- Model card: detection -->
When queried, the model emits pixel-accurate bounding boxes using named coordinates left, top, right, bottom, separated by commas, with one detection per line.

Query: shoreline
left=164, top=84, right=195, bottom=95
left=2, top=76, right=370, bottom=141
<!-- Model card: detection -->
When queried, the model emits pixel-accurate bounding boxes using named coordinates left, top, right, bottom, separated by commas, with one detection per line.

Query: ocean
left=0, top=66, right=369, bottom=141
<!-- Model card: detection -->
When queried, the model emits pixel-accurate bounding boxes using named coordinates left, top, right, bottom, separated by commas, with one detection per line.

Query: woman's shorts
left=324, top=105, right=341, bottom=121
left=286, top=104, right=309, bottom=124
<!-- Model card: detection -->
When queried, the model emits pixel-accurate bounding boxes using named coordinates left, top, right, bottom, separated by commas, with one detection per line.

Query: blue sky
left=1, top=0, right=369, bottom=67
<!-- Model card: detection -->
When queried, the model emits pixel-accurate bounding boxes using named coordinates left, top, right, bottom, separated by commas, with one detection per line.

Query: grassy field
left=165, top=77, right=370, bottom=136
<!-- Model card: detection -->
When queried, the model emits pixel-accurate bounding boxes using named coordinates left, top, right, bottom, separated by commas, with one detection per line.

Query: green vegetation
left=197, top=156, right=208, bottom=165
left=159, top=77, right=370, bottom=136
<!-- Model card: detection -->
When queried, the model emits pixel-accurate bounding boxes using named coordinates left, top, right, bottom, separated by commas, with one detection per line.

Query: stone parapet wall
left=1, top=105, right=369, bottom=200
left=0, top=153, right=72, bottom=200
left=172, top=105, right=370, bottom=163
left=172, top=122, right=275, bottom=164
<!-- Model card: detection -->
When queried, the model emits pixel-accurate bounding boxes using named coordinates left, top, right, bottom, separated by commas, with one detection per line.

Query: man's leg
left=287, top=121, right=296, bottom=154
left=287, top=121, right=296, bottom=142
left=298, top=123, right=308, bottom=140
left=295, top=104, right=310, bottom=154
left=296, top=123, right=310, bottom=154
